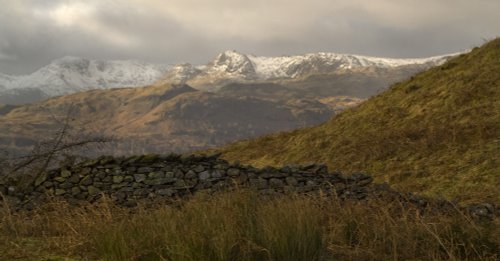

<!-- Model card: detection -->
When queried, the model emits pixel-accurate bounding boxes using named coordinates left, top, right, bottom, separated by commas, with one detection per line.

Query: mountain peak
left=47, top=56, right=91, bottom=73
left=213, top=50, right=249, bottom=64
left=220, top=49, right=245, bottom=56
left=51, top=55, right=89, bottom=65
left=211, top=50, right=255, bottom=75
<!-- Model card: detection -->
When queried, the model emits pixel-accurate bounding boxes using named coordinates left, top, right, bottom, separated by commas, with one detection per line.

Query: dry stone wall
left=0, top=153, right=496, bottom=220
left=1, top=153, right=374, bottom=208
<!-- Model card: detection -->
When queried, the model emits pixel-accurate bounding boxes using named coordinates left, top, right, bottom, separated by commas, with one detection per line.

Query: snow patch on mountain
left=158, top=50, right=457, bottom=87
left=1, top=56, right=171, bottom=97
left=246, top=51, right=453, bottom=79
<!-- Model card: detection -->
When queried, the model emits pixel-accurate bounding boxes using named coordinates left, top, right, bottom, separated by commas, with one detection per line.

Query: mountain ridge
left=0, top=50, right=457, bottom=104
left=0, top=57, right=172, bottom=104
left=157, top=50, right=456, bottom=90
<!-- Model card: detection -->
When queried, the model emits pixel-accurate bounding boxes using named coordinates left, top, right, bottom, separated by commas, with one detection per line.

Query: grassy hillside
left=218, top=39, right=500, bottom=203
left=0, top=82, right=342, bottom=156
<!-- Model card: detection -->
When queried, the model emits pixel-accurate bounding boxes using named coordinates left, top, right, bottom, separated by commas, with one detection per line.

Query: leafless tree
left=0, top=106, right=111, bottom=181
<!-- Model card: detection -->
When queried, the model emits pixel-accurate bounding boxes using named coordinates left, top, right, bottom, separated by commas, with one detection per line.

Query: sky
left=0, top=0, right=499, bottom=75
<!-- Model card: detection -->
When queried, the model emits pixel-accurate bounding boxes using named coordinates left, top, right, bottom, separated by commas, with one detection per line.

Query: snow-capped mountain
left=0, top=56, right=171, bottom=103
left=0, top=51, right=456, bottom=104
left=157, top=50, right=456, bottom=89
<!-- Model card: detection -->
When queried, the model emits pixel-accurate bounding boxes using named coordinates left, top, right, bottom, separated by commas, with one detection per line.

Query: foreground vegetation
left=217, top=39, right=500, bottom=203
left=1, top=190, right=498, bottom=260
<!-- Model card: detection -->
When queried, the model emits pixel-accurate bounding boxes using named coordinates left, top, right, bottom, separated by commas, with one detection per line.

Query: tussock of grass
left=217, top=39, right=500, bottom=203
left=1, top=190, right=498, bottom=260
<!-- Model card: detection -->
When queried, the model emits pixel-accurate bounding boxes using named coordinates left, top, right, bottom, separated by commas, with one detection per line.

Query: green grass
left=1, top=190, right=498, bottom=260
left=216, top=39, right=500, bottom=203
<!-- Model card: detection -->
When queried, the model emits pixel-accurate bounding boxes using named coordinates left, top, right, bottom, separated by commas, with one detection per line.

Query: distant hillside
left=0, top=83, right=353, bottom=156
left=217, top=39, right=500, bottom=203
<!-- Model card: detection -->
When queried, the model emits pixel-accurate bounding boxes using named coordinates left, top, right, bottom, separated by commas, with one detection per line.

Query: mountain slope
left=217, top=39, right=500, bottom=202
left=0, top=83, right=344, bottom=156
left=0, top=57, right=171, bottom=104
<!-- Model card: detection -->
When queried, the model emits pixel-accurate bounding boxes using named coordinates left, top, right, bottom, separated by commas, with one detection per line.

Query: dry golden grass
left=216, top=39, right=500, bottom=203
left=1, top=190, right=498, bottom=260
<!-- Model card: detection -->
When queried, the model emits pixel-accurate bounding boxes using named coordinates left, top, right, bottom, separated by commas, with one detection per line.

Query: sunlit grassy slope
left=218, top=39, right=500, bottom=202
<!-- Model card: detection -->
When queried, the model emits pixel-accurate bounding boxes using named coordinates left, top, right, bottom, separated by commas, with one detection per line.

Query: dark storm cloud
left=1, top=0, right=499, bottom=74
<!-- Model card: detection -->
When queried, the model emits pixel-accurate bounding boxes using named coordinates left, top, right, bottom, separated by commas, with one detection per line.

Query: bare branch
left=2, top=105, right=112, bottom=178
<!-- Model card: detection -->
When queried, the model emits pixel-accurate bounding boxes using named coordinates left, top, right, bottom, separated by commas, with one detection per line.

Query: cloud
left=0, top=39, right=17, bottom=61
left=38, top=2, right=95, bottom=27
left=0, top=52, right=17, bottom=61
left=0, top=0, right=499, bottom=74
left=32, top=1, right=140, bottom=47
